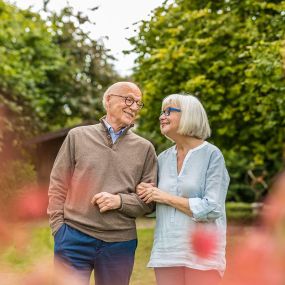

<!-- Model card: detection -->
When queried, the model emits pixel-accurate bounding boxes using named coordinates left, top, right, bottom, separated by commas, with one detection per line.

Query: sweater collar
left=99, top=115, right=134, bottom=135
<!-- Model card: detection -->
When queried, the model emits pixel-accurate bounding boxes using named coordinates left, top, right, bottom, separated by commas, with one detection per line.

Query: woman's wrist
left=163, top=192, right=173, bottom=205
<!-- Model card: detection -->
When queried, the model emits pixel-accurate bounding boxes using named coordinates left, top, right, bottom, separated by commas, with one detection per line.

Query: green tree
left=130, top=0, right=285, bottom=201
left=0, top=1, right=120, bottom=154
left=45, top=6, right=121, bottom=129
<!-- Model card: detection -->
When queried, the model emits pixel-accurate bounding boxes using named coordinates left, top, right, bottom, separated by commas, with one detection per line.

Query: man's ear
left=105, top=94, right=111, bottom=108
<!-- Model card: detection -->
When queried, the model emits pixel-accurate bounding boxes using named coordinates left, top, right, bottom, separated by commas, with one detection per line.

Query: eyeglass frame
left=160, top=107, right=181, bottom=117
left=108, top=94, right=144, bottom=109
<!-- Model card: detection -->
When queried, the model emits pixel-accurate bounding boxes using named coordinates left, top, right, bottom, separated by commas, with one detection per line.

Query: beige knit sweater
left=48, top=121, right=157, bottom=242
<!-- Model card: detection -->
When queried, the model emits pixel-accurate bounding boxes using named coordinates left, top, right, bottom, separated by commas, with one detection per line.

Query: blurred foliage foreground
left=0, top=171, right=285, bottom=284
left=0, top=169, right=285, bottom=285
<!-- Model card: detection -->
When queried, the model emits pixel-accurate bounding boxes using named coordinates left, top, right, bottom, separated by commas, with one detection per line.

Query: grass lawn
left=131, top=227, right=155, bottom=285
left=0, top=219, right=156, bottom=285
left=0, top=222, right=53, bottom=271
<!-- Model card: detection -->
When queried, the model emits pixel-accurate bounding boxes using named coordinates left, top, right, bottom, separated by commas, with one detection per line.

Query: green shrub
left=226, top=202, right=259, bottom=224
left=0, top=160, right=36, bottom=206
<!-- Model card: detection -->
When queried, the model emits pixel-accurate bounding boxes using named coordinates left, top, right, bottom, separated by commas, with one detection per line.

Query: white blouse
left=148, top=142, right=230, bottom=275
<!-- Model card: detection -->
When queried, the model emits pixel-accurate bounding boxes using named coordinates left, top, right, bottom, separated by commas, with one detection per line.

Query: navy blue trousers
left=54, top=224, right=137, bottom=285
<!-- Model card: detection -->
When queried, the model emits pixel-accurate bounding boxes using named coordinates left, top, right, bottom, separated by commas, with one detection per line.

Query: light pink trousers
left=155, top=267, right=221, bottom=285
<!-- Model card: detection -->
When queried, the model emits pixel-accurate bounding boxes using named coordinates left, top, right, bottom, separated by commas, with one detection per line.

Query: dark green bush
left=0, top=160, right=36, bottom=206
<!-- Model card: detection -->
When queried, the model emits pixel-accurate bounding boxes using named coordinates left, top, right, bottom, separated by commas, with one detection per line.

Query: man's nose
left=130, top=103, right=140, bottom=111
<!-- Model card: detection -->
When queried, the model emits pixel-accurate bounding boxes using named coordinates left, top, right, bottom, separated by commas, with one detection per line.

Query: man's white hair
left=102, top=82, right=141, bottom=110
left=102, top=85, right=113, bottom=110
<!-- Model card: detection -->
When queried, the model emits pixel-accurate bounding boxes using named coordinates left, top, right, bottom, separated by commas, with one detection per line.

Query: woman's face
left=159, top=104, right=181, bottom=138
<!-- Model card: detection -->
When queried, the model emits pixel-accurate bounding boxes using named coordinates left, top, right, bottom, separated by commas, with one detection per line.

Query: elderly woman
left=137, top=94, right=230, bottom=285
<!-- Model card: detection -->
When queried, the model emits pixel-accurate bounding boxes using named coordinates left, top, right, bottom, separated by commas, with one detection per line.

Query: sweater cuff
left=117, top=193, right=130, bottom=216
left=118, top=194, right=123, bottom=211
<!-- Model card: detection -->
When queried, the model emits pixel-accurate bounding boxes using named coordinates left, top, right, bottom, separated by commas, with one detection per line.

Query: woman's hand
left=136, top=182, right=153, bottom=195
left=136, top=182, right=170, bottom=204
left=137, top=182, right=192, bottom=216
left=136, top=182, right=154, bottom=203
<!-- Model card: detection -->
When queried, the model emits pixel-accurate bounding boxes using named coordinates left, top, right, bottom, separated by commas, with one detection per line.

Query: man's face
left=105, top=84, right=143, bottom=128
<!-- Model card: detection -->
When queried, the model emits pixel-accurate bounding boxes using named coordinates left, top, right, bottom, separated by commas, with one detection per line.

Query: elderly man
left=48, top=82, right=157, bottom=285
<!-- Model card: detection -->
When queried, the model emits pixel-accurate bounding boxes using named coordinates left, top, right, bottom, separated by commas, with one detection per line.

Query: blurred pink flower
left=11, top=184, right=48, bottom=221
left=222, top=171, right=285, bottom=285
left=222, top=229, right=285, bottom=285
left=1, top=259, right=84, bottom=285
left=0, top=217, right=11, bottom=247
left=191, top=226, right=218, bottom=258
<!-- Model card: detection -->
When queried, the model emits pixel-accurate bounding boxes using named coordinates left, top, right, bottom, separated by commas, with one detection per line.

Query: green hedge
left=226, top=202, right=260, bottom=224
left=0, top=160, right=36, bottom=207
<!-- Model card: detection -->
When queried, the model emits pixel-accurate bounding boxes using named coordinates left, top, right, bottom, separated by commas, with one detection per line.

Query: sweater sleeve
left=118, top=143, right=157, bottom=218
left=47, top=131, right=75, bottom=235
left=188, top=150, right=230, bottom=222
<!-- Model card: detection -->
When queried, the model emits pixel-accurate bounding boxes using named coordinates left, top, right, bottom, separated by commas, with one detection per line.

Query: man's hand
left=91, top=192, right=121, bottom=213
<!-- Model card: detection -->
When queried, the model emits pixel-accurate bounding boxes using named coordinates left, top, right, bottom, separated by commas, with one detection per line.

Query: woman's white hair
left=162, top=94, right=211, bottom=139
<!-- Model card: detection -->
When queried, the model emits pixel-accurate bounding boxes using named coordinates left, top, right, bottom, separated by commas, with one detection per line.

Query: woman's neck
left=175, top=135, right=204, bottom=155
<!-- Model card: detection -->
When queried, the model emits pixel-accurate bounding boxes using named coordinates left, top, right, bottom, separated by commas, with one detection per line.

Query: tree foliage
left=0, top=0, right=120, bottom=152
left=130, top=0, right=285, bottom=201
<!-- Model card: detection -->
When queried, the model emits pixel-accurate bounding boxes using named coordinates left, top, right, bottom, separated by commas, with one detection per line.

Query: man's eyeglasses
left=109, top=94, right=144, bottom=109
left=160, top=107, right=181, bottom=117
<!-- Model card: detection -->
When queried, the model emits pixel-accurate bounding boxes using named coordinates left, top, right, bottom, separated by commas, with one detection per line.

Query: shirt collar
left=103, top=119, right=126, bottom=135
left=172, top=141, right=208, bottom=154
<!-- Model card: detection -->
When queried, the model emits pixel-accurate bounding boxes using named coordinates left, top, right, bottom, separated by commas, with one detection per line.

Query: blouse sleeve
left=188, top=149, right=230, bottom=222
